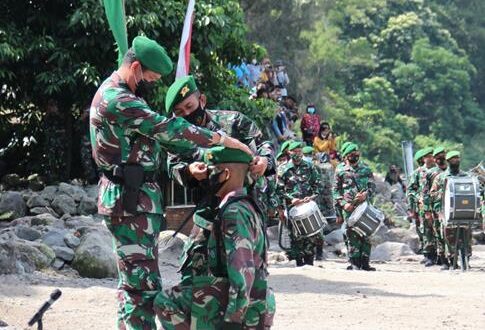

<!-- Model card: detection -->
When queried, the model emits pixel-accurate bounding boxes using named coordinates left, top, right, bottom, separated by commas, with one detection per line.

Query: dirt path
left=1, top=247, right=485, bottom=330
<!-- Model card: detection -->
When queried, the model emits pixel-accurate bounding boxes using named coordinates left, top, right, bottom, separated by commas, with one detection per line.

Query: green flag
left=103, top=0, right=128, bottom=66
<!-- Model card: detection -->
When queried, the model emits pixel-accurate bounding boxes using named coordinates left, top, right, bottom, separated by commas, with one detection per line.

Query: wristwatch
left=216, top=130, right=227, bottom=146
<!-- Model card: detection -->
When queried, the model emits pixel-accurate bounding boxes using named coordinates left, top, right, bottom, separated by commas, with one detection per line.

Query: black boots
left=440, top=255, right=450, bottom=270
left=347, top=257, right=361, bottom=270
left=361, top=256, right=376, bottom=271
left=315, top=245, right=324, bottom=261
left=296, top=255, right=314, bottom=267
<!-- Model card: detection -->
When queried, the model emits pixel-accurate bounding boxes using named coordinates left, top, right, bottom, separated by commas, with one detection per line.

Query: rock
left=374, top=180, right=392, bottom=201
left=27, top=173, right=45, bottom=191
left=64, top=233, right=81, bottom=248
left=16, top=240, right=55, bottom=270
left=26, top=194, right=50, bottom=208
left=1, top=174, right=21, bottom=189
left=42, top=228, right=69, bottom=248
left=158, top=231, right=188, bottom=268
left=0, top=319, right=8, bottom=327
left=40, top=186, right=58, bottom=202
left=51, top=194, right=77, bottom=216
left=9, top=216, right=34, bottom=227
left=58, top=182, right=87, bottom=202
left=267, top=251, right=289, bottom=264
left=15, top=226, right=41, bottom=241
left=53, top=246, right=75, bottom=261
left=85, top=185, right=99, bottom=200
left=0, top=191, right=27, bottom=219
left=52, top=258, right=65, bottom=270
left=31, top=213, right=60, bottom=226
left=0, top=241, right=19, bottom=274
left=473, top=231, right=485, bottom=244
left=371, top=242, right=415, bottom=261
left=390, top=183, right=405, bottom=202
left=29, top=206, right=59, bottom=217
left=65, top=215, right=96, bottom=229
left=78, top=196, right=97, bottom=215
left=324, top=229, right=344, bottom=245
left=72, top=228, right=117, bottom=278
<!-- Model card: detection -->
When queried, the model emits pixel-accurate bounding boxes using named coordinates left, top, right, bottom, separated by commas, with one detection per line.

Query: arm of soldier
left=429, top=175, right=444, bottom=212
left=422, top=172, right=435, bottom=212
left=255, top=140, right=276, bottom=176
left=221, top=204, right=256, bottom=324
left=406, top=171, right=419, bottom=210
left=332, top=170, right=346, bottom=210
left=166, top=153, right=201, bottom=187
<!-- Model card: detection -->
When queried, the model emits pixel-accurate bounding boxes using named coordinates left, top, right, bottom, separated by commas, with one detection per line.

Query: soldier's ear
left=199, top=94, right=207, bottom=108
left=224, top=168, right=231, bottom=181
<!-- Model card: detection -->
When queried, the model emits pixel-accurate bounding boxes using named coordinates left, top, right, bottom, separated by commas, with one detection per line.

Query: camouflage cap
left=203, top=146, right=252, bottom=165
left=433, top=146, right=446, bottom=157
left=287, top=141, right=303, bottom=151
left=340, top=141, right=352, bottom=154
left=276, top=140, right=292, bottom=160
left=132, top=36, right=173, bottom=75
left=421, top=147, right=434, bottom=157
left=446, top=150, right=460, bottom=160
left=165, top=75, right=199, bottom=113
left=342, top=143, right=359, bottom=158
left=302, top=146, right=314, bottom=154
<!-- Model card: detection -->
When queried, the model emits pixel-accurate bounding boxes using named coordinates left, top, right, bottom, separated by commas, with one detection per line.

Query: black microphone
left=28, top=289, right=62, bottom=327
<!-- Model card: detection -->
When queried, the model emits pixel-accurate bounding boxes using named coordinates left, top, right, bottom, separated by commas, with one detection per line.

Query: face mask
left=252, top=59, right=257, bottom=65
left=184, top=101, right=206, bottom=126
left=449, top=162, right=460, bottom=173
left=133, top=67, right=155, bottom=98
left=348, top=155, right=360, bottom=164
left=291, top=153, right=303, bottom=163
left=307, top=107, right=315, bottom=114
left=436, top=158, right=446, bottom=167
left=200, top=167, right=227, bottom=196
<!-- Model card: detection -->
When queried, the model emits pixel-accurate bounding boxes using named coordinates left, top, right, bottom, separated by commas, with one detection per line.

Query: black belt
left=101, top=170, right=158, bottom=183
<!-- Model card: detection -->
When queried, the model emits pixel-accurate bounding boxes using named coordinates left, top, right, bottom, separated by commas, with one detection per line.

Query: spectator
left=247, top=58, right=262, bottom=87
left=259, top=58, right=277, bottom=89
left=313, top=122, right=338, bottom=167
left=300, top=103, right=320, bottom=146
left=385, top=164, right=405, bottom=190
left=280, top=96, right=298, bottom=129
left=272, top=107, right=290, bottom=144
left=274, top=60, right=290, bottom=97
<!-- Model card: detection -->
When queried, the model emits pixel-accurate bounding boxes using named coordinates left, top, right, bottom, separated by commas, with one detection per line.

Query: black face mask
left=199, top=167, right=227, bottom=196
left=449, top=162, right=460, bottom=173
left=348, top=155, right=360, bottom=164
left=184, top=102, right=206, bottom=126
left=436, top=158, right=446, bottom=167
left=135, top=79, right=156, bottom=98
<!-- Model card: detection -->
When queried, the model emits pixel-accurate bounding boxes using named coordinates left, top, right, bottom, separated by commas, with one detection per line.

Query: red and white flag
left=176, top=0, right=196, bottom=78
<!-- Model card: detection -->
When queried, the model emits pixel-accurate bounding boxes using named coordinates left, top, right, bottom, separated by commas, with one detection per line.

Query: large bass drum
left=347, top=201, right=384, bottom=237
left=288, top=200, right=327, bottom=237
left=443, top=176, right=482, bottom=227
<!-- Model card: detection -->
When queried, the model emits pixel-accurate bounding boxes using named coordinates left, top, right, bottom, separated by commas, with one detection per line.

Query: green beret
left=203, top=146, right=252, bottom=165
left=302, top=146, right=314, bottom=154
left=421, top=147, right=434, bottom=157
left=433, top=146, right=446, bottom=157
left=414, top=148, right=425, bottom=162
left=288, top=141, right=303, bottom=151
left=342, top=143, right=359, bottom=158
left=165, top=75, right=199, bottom=113
left=132, top=36, right=173, bottom=75
left=340, top=141, right=352, bottom=154
left=446, top=150, right=460, bottom=160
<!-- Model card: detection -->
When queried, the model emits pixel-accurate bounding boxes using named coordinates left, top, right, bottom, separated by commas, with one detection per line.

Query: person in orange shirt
left=313, top=122, right=338, bottom=167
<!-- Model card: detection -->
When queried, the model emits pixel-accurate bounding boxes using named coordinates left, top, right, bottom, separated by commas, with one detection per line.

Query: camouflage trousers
left=441, top=225, right=472, bottom=259
left=155, top=276, right=275, bottom=330
left=420, top=211, right=436, bottom=257
left=287, top=229, right=318, bottom=261
left=414, top=214, right=424, bottom=252
left=432, top=216, right=445, bottom=256
left=104, top=213, right=163, bottom=330
left=344, top=227, right=371, bottom=259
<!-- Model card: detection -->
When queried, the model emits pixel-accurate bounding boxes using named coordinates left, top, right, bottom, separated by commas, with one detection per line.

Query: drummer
left=277, top=141, right=325, bottom=266
left=430, top=151, right=474, bottom=269
left=332, top=143, right=376, bottom=271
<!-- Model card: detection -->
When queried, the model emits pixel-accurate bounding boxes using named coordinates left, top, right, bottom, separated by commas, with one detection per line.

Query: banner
left=176, top=0, right=196, bottom=78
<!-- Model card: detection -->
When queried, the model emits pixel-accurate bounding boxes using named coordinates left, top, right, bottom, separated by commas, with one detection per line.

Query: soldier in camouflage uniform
left=332, top=143, right=376, bottom=271
left=165, top=76, right=276, bottom=219
left=422, top=147, right=448, bottom=267
left=155, top=147, right=275, bottom=329
left=430, top=151, right=475, bottom=270
left=277, top=141, right=325, bottom=266
left=416, top=147, right=437, bottom=266
left=406, top=148, right=426, bottom=253
left=90, top=36, right=250, bottom=330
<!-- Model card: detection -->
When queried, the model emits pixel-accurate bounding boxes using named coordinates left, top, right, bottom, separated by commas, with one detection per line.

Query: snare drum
left=347, top=201, right=384, bottom=237
left=443, top=176, right=482, bottom=227
left=288, top=200, right=327, bottom=237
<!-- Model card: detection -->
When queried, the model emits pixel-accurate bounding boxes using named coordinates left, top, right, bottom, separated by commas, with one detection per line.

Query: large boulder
left=52, top=246, right=75, bottom=262
left=58, top=182, right=87, bottom=202
left=72, top=228, right=117, bottom=278
left=29, top=206, right=59, bottom=217
left=65, top=215, right=96, bottom=229
left=324, top=229, right=345, bottom=245
left=0, top=191, right=27, bottom=219
left=15, top=226, right=41, bottom=241
left=31, top=213, right=61, bottom=227
left=51, top=194, right=77, bottom=216
left=78, top=196, right=97, bottom=215
left=371, top=242, right=415, bottom=261
left=85, top=185, right=99, bottom=200
left=0, top=241, right=19, bottom=274
left=40, top=186, right=58, bottom=202
left=26, top=194, right=50, bottom=209
left=42, top=228, right=69, bottom=248
left=16, top=240, right=55, bottom=269
left=158, top=230, right=188, bottom=268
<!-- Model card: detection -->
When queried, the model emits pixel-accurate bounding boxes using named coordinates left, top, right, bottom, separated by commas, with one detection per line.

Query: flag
left=103, top=0, right=128, bottom=67
left=176, top=0, right=196, bottom=78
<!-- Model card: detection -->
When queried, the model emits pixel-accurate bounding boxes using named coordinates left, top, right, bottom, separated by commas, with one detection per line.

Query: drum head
left=348, top=201, right=367, bottom=225
left=444, top=181, right=451, bottom=222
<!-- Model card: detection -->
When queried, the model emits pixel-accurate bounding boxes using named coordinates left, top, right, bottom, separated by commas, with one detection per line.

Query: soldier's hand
left=343, top=203, right=354, bottom=212
left=249, top=156, right=268, bottom=177
left=188, top=162, right=208, bottom=181
left=222, top=136, right=253, bottom=156
left=291, top=198, right=304, bottom=206
left=336, top=216, right=344, bottom=225
left=424, top=211, right=433, bottom=222
left=356, top=191, right=367, bottom=202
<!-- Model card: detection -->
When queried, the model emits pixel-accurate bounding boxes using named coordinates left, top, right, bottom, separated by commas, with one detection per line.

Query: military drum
left=443, top=176, right=482, bottom=227
left=288, top=200, right=327, bottom=237
left=347, top=201, right=384, bottom=237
